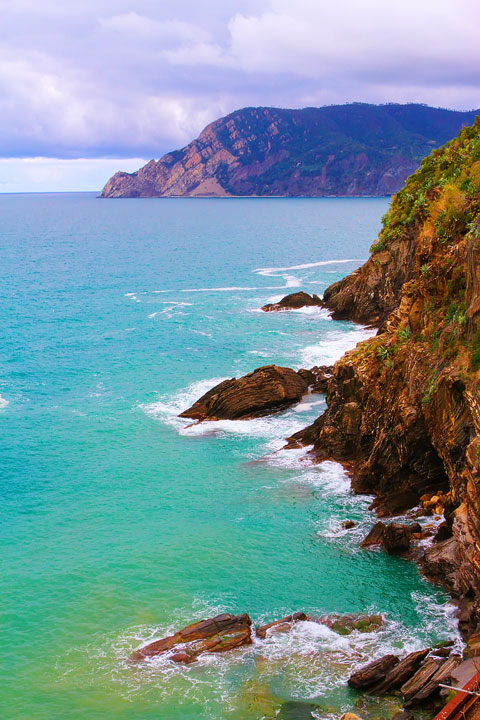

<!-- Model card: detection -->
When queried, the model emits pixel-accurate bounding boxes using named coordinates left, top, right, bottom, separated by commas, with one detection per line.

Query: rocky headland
left=166, top=119, right=480, bottom=717
left=99, top=104, right=479, bottom=198
left=291, top=118, right=480, bottom=638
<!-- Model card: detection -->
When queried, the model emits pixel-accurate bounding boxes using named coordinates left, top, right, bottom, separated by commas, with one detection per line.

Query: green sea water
left=1, top=195, right=457, bottom=720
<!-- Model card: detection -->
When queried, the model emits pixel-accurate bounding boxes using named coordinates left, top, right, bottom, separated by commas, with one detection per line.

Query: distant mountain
left=99, top=104, right=480, bottom=198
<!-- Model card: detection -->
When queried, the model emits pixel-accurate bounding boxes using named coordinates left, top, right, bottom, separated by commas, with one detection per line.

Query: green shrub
left=420, top=263, right=430, bottom=276
left=471, top=329, right=480, bottom=371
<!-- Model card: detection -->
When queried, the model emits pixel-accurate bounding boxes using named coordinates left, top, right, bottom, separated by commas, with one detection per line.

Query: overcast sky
left=2, top=0, right=480, bottom=191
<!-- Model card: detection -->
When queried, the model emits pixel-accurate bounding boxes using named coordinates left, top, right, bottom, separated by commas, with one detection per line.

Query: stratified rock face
left=179, top=365, right=309, bottom=421
left=295, top=118, right=480, bottom=632
left=262, top=292, right=323, bottom=312
left=99, top=104, right=480, bottom=198
left=131, top=612, right=252, bottom=663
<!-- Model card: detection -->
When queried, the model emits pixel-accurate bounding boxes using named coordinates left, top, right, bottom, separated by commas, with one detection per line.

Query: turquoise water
left=1, top=195, right=456, bottom=720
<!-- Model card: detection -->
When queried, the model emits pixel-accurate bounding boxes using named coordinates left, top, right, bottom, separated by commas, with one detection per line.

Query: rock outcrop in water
left=99, top=104, right=480, bottom=198
left=291, top=117, right=480, bottom=636
left=262, top=292, right=323, bottom=312
left=179, top=365, right=310, bottom=421
left=131, top=612, right=252, bottom=663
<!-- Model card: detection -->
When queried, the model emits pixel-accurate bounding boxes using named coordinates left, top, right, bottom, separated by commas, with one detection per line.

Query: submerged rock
left=262, top=292, right=323, bottom=312
left=179, top=365, right=309, bottom=421
left=256, top=612, right=307, bottom=639
left=131, top=612, right=252, bottom=663
left=316, top=613, right=383, bottom=635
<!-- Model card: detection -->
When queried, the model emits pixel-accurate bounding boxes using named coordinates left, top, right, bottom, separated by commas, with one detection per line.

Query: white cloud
left=0, top=0, right=479, bottom=174
left=0, top=157, right=148, bottom=192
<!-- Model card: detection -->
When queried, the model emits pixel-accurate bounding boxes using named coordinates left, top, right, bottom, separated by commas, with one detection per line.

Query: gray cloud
left=1, top=0, right=479, bottom=160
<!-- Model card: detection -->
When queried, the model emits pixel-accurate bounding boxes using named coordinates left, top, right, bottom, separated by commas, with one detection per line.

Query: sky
left=1, top=0, right=480, bottom=191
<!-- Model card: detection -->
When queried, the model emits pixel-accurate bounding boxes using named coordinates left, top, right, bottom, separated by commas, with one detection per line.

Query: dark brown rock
left=262, top=292, right=323, bottom=312
left=179, top=365, right=309, bottom=421
left=361, top=522, right=386, bottom=547
left=348, top=654, right=399, bottom=689
left=371, top=648, right=431, bottom=694
left=383, top=523, right=411, bottom=554
left=422, top=537, right=462, bottom=592
left=342, top=520, right=356, bottom=529
left=256, top=612, right=307, bottom=639
left=131, top=612, right=252, bottom=662
left=297, top=365, right=333, bottom=393
left=403, top=656, right=461, bottom=706
left=400, top=658, right=441, bottom=700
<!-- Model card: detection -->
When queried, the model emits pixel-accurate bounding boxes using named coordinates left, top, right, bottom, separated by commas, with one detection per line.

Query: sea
left=1, top=194, right=459, bottom=720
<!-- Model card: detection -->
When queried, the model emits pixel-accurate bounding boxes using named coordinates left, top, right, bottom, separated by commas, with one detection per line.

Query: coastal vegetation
left=304, top=118, right=480, bottom=641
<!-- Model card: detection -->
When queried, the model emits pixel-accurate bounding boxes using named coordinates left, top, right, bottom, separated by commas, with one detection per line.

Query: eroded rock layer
left=294, top=119, right=480, bottom=633
left=179, top=365, right=309, bottom=421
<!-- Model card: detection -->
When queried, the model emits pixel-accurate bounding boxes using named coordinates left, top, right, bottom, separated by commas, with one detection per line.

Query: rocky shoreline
left=139, top=121, right=480, bottom=718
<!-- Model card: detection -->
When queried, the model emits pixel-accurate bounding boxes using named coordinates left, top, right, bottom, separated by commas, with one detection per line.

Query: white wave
left=141, top=379, right=312, bottom=441
left=148, top=312, right=159, bottom=318
left=300, top=326, right=376, bottom=367
left=124, top=292, right=140, bottom=302
left=0, top=394, right=9, bottom=409
left=191, top=329, right=213, bottom=338
left=160, top=301, right=193, bottom=306
left=253, top=258, right=365, bottom=275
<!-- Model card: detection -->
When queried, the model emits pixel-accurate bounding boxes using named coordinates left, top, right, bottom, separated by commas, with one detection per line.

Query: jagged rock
left=262, top=292, right=323, bottom=312
left=383, top=523, right=411, bottom=554
left=256, top=612, right=307, bottom=639
left=369, top=490, right=420, bottom=517
left=317, top=613, right=383, bottom=635
left=403, top=656, right=461, bottom=706
left=371, top=649, right=431, bottom=694
left=131, top=612, right=252, bottom=662
left=400, top=658, right=441, bottom=701
left=342, top=520, right=356, bottom=529
left=297, top=365, right=333, bottom=393
left=348, top=655, right=399, bottom=689
left=339, top=714, right=364, bottom=720
left=361, top=522, right=386, bottom=547
left=179, top=365, right=308, bottom=421
left=422, top=537, right=461, bottom=592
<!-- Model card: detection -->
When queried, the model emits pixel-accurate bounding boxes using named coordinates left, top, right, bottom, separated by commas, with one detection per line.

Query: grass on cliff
left=366, top=117, right=480, bottom=373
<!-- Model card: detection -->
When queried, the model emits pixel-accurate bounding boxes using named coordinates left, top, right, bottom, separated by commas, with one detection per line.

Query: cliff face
left=296, top=119, right=480, bottom=632
left=99, top=104, right=480, bottom=198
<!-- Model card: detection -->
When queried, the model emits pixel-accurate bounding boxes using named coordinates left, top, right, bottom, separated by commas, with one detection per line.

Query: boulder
left=403, top=656, right=461, bottom=706
left=342, top=520, right=356, bottom=530
left=179, top=365, right=309, bottom=421
left=256, top=612, right=307, bottom=639
left=400, top=658, right=441, bottom=701
left=131, top=612, right=252, bottom=662
left=383, top=523, right=411, bottom=554
left=371, top=648, right=431, bottom=694
left=361, top=522, right=386, bottom=547
left=262, top=292, right=323, bottom=312
left=348, top=654, right=399, bottom=689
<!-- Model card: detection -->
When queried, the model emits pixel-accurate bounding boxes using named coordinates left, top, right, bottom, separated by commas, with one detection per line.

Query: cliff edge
left=100, top=104, right=479, bottom=198
left=295, top=118, right=480, bottom=634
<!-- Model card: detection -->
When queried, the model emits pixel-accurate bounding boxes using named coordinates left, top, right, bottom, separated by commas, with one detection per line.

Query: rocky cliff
left=100, top=104, right=479, bottom=198
left=293, top=118, right=480, bottom=634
